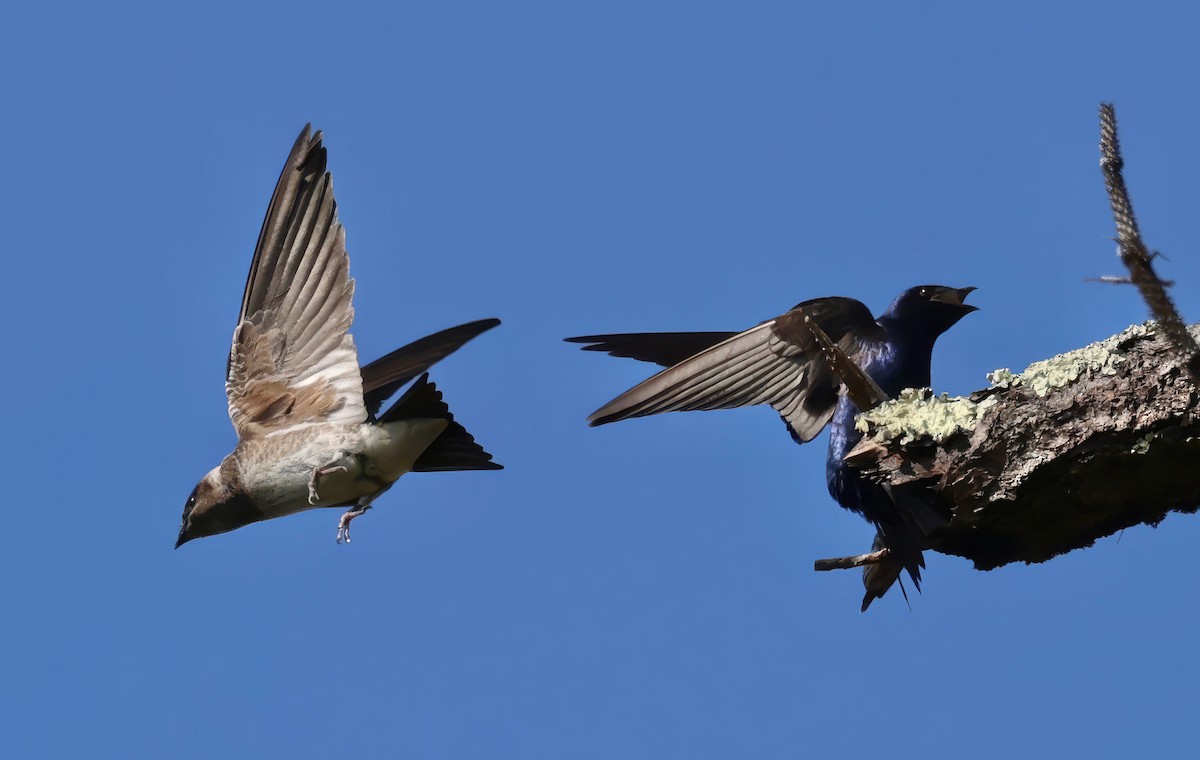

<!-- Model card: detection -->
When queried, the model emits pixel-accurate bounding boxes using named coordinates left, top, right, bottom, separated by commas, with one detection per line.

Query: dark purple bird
left=566, top=285, right=977, bottom=610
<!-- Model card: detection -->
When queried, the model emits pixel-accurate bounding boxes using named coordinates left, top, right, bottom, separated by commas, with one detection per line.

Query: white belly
left=237, top=419, right=448, bottom=517
left=360, top=418, right=449, bottom=481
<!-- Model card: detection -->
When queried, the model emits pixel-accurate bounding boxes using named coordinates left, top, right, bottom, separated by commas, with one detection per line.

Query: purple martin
left=567, top=286, right=976, bottom=609
left=178, top=126, right=501, bottom=547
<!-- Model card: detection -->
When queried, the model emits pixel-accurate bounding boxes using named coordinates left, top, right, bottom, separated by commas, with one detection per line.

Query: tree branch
left=841, top=106, right=1200, bottom=570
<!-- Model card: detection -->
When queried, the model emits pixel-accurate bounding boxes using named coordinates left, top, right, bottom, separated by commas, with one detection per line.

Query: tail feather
left=860, top=529, right=924, bottom=612
left=379, top=374, right=503, bottom=472
left=413, top=425, right=503, bottom=472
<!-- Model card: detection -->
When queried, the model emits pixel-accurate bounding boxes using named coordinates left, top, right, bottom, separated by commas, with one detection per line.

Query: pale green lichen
left=1131, top=431, right=1157, bottom=454
left=856, top=388, right=998, bottom=444
left=855, top=322, right=1168, bottom=446
left=986, top=322, right=1157, bottom=397
left=986, top=368, right=1020, bottom=388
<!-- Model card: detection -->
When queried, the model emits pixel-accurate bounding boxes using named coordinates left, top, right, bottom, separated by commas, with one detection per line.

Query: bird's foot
left=308, top=463, right=349, bottom=505
left=336, top=502, right=373, bottom=544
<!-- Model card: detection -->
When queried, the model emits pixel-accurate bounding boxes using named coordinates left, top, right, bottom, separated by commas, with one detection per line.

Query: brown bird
left=177, top=126, right=502, bottom=547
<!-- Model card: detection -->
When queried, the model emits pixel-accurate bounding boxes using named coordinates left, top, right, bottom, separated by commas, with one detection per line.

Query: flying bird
left=178, top=126, right=502, bottom=547
left=566, top=285, right=976, bottom=610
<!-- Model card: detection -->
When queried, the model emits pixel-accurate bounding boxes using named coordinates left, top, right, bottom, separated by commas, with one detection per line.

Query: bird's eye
left=919, top=288, right=930, bottom=298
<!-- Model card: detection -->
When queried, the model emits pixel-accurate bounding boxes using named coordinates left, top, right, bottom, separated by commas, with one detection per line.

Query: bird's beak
left=931, top=286, right=978, bottom=311
left=175, top=527, right=191, bottom=549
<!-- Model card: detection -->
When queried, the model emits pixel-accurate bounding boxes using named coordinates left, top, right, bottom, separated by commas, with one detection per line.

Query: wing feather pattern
left=226, top=126, right=365, bottom=440
left=576, top=297, right=884, bottom=443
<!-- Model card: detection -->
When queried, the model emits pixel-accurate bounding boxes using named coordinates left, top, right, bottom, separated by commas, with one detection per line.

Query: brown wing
left=564, top=332, right=739, bottom=368
left=361, top=318, right=501, bottom=418
left=580, top=297, right=884, bottom=443
left=225, top=126, right=365, bottom=440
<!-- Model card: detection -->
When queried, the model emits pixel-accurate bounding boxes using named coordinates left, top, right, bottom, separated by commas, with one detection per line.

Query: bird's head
left=882, top=285, right=978, bottom=337
left=176, top=464, right=260, bottom=547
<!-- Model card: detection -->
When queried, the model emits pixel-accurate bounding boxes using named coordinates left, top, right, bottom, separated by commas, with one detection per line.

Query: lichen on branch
left=835, top=107, right=1200, bottom=572
left=847, top=321, right=1200, bottom=570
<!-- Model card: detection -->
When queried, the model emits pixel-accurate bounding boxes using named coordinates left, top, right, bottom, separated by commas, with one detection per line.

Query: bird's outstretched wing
left=226, top=126, right=365, bottom=440
left=564, top=332, right=739, bottom=368
left=361, top=318, right=501, bottom=419
left=568, top=297, right=884, bottom=442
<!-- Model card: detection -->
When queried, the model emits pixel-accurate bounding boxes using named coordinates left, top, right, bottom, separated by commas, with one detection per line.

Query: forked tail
left=379, top=373, right=503, bottom=472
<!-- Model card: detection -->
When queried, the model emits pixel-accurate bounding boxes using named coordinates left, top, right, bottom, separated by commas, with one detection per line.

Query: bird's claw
left=335, top=502, right=372, bottom=545
left=308, top=462, right=349, bottom=506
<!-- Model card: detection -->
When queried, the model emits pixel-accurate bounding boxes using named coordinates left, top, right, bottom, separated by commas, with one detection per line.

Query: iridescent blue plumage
left=568, top=284, right=977, bottom=610
left=824, top=286, right=977, bottom=609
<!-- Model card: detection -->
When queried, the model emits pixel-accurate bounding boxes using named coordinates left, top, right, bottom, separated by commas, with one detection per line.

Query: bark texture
left=835, top=105, right=1200, bottom=572
left=847, top=324, right=1200, bottom=570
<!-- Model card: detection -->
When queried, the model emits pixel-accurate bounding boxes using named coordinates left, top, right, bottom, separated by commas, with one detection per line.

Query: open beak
left=930, top=286, right=978, bottom=311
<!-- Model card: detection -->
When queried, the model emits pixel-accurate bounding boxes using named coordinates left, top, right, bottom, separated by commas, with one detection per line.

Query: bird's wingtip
left=586, top=412, right=614, bottom=427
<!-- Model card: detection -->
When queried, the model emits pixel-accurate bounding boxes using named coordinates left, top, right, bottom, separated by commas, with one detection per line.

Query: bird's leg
left=336, top=497, right=375, bottom=544
left=308, top=457, right=350, bottom=505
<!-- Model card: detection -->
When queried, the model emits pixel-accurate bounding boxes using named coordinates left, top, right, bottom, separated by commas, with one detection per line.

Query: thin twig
left=1098, top=103, right=1200, bottom=376
left=800, top=313, right=889, bottom=410
left=1085, top=275, right=1175, bottom=287
left=814, top=548, right=890, bottom=572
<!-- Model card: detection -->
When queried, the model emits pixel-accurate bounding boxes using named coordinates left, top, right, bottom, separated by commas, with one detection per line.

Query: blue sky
left=4, top=1, right=1200, bottom=757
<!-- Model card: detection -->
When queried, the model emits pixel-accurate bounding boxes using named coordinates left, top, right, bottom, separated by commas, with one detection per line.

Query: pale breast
left=360, top=419, right=450, bottom=481
left=233, top=424, right=373, bottom=517
left=231, top=419, right=453, bottom=517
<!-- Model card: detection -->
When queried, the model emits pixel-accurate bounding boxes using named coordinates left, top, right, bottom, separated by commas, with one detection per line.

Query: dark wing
left=361, top=318, right=501, bottom=418
left=564, top=332, right=738, bottom=368
left=225, top=126, right=365, bottom=440
left=578, top=297, right=884, bottom=443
